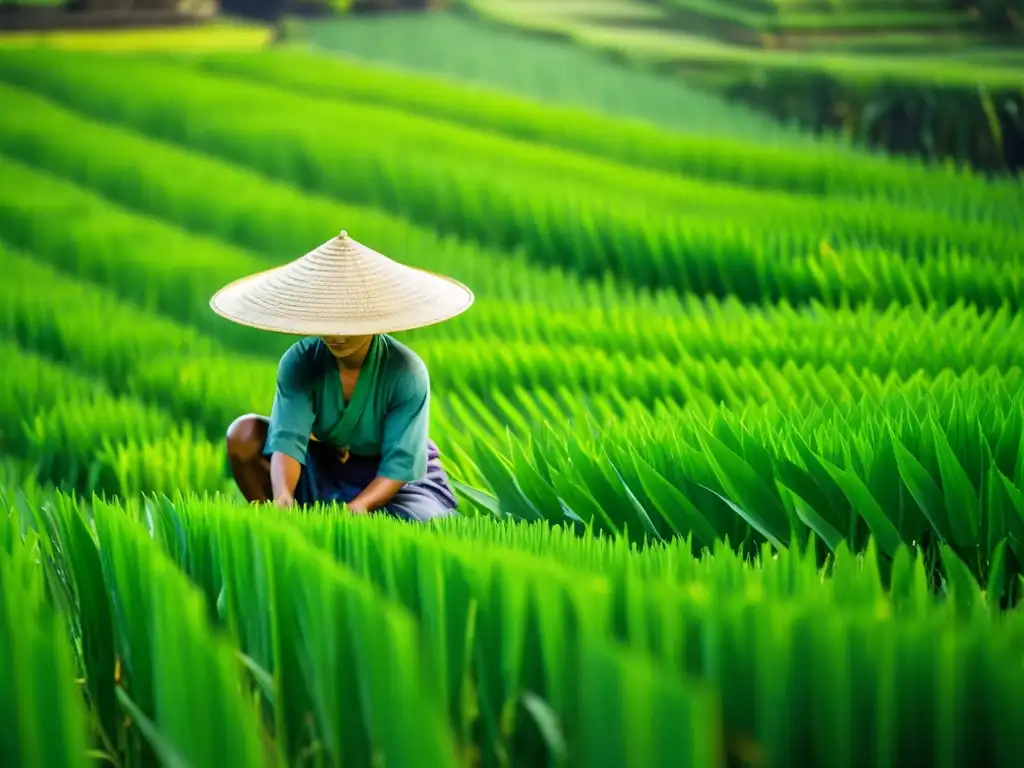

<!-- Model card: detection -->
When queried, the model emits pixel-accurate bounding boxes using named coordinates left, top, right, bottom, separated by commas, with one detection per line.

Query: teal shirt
left=264, top=334, right=430, bottom=483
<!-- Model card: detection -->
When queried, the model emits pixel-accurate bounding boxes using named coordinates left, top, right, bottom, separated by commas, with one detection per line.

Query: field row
left=0, top=55, right=1020, bottom=307
left=17, top=211, right=1007, bottom=430
left=3, top=29, right=1023, bottom=768
left=0, top=82, right=1019, bottom=331
left=0, top=55, right=1021, bottom=592
left=2, top=152, right=1021, bottom=388
left=461, top=0, right=1021, bottom=79
left=6, top=484, right=1024, bottom=768
left=4, top=236, right=1024, bottom=593
left=165, top=47, right=1014, bottom=205
left=4, top=162, right=1022, bottom=442
left=291, top=10, right=840, bottom=145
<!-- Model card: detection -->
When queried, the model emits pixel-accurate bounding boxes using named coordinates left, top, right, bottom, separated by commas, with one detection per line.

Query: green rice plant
left=167, top=498, right=622, bottom=766
left=412, top=370, right=1024, bottom=590
left=0, top=455, right=43, bottom=495
left=8, top=230, right=1024, bottom=587
left=217, top=511, right=460, bottom=767
left=0, top=240, right=218, bottom=383
left=179, top=47, right=1023, bottom=220
left=0, top=338, right=169, bottom=491
left=407, top=297, right=1024, bottom=381
left=90, top=500, right=268, bottom=767
left=11, top=230, right=1019, bottom=473
left=13, top=480, right=1024, bottom=768
left=8, top=489, right=122, bottom=760
left=131, top=493, right=1024, bottom=767
left=0, top=157, right=283, bottom=360
left=0, top=335, right=227, bottom=498
left=24, top=397, right=177, bottom=494
left=0, top=52, right=1019, bottom=306
left=0, top=339, right=104, bottom=445
left=0, top=515, right=92, bottom=768
left=2, top=148, right=1022, bottom=383
left=285, top=9, right=822, bottom=145
left=82, top=495, right=461, bottom=766
left=578, top=640, right=724, bottom=768
left=623, top=560, right=1024, bottom=768
left=7, top=491, right=251, bottom=763
left=0, top=242, right=549, bottom=482
left=0, top=129, right=641, bottom=317
left=97, top=430, right=229, bottom=499
left=6, top=236, right=1023, bottom=579
left=462, top=365, right=1024, bottom=590
left=5, top=217, right=1023, bottom=459
left=0, top=243, right=256, bottom=411
left=0, top=241, right=865, bottom=430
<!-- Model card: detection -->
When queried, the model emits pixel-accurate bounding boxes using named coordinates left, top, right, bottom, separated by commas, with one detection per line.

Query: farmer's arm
left=347, top=477, right=405, bottom=514
left=348, top=360, right=429, bottom=514
left=265, top=342, right=316, bottom=508
left=270, top=452, right=303, bottom=508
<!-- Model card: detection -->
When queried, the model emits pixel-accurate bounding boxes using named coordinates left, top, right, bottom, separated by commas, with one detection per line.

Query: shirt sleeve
left=264, top=342, right=316, bottom=465
left=378, top=360, right=430, bottom=483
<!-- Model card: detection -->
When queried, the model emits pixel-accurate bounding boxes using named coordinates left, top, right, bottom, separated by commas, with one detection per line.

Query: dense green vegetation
left=1, top=29, right=1022, bottom=768
left=6, top=486, right=1024, bottom=768
left=347, top=6, right=1018, bottom=172
left=291, top=9, right=826, bottom=143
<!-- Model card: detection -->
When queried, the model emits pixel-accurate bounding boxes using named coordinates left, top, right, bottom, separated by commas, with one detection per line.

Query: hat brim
left=210, top=262, right=475, bottom=337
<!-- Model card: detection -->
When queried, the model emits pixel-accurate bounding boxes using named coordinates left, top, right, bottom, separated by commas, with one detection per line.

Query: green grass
left=275, top=5, right=1021, bottom=178
left=293, top=9, right=826, bottom=145
left=663, top=0, right=974, bottom=31
left=0, top=18, right=273, bottom=51
left=1, top=34, right=1023, bottom=768
left=1, top=52, right=1018, bottom=312
left=446, top=1, right=1021, bottom=109
left=7, top=487, right=1024, bottom=767
left=165, top=49, right=1020, bottom=210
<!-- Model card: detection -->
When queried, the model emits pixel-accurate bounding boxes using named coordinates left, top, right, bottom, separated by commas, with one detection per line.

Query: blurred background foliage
left=3, top=0, right=1018, bottom=175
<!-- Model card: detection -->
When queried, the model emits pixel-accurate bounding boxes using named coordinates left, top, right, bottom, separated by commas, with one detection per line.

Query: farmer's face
left=322, top=334, right=373, bottom=360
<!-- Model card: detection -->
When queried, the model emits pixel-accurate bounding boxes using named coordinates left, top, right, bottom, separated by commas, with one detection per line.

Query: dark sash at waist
left=307, top=441, right=381, bottom=486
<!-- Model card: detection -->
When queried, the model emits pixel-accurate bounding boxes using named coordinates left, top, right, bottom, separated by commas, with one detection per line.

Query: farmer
left=210, top=229, right=474, bottom=521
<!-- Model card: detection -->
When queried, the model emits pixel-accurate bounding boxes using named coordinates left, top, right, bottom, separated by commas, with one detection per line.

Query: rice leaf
left=892, top=433, right=954, bottom=544
left=630, top=448, right=719, bottom=550
left=816, top=455, right=904, bottom=559
left=929, top=417, right=980, bottom=548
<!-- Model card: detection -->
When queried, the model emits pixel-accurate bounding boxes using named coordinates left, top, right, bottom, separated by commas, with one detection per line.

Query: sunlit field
left=2, top=13, right=1023, bottom=768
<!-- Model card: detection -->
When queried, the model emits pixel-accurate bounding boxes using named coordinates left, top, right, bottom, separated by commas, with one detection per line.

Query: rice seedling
left=0, top=514, right=91, bottom=768
left=4, top=234, right=1023, bottom=583
left=89, top=499, right=267, bottom=766
left=21, top=490, right=1019, bottom=768
left=2, top=150, right=1022, bottom=395
left=287, top=9, right=819, bottom=145
left=179, top=47, right=1023, bottom=220
left=1, top=37, right=1022, bottom=768
left=0, top=337, right=225, bottom=498
left=0, top=53, right=1019, bottom=307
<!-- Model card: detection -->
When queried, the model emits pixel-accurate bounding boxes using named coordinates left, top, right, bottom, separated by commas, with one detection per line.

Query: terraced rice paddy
left=0, top=21, right=274, bottom=52
left=456, top=0, right=1022, bottom=64
left=1, top=31, right=1023, bottom=768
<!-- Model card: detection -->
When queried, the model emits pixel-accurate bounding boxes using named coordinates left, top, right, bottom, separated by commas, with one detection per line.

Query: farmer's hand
left=347, top=477, right=402, bottom=515
left=274, top=492, right=294, bottom=509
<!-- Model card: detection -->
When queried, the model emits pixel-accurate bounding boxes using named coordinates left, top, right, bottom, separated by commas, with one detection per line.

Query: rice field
left=450, top=1, right=1022, bottom=75
left=1, top=26, right=1023, bottom=768
left=0, top=21, right=274, bottom=52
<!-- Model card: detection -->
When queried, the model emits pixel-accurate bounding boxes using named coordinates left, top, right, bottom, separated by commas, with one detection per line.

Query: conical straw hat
left=210, top=230, right=474, bottom=336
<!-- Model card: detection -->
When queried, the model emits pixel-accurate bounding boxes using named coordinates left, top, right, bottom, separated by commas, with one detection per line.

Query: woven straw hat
left=210, top=230, right=474, bottom=336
